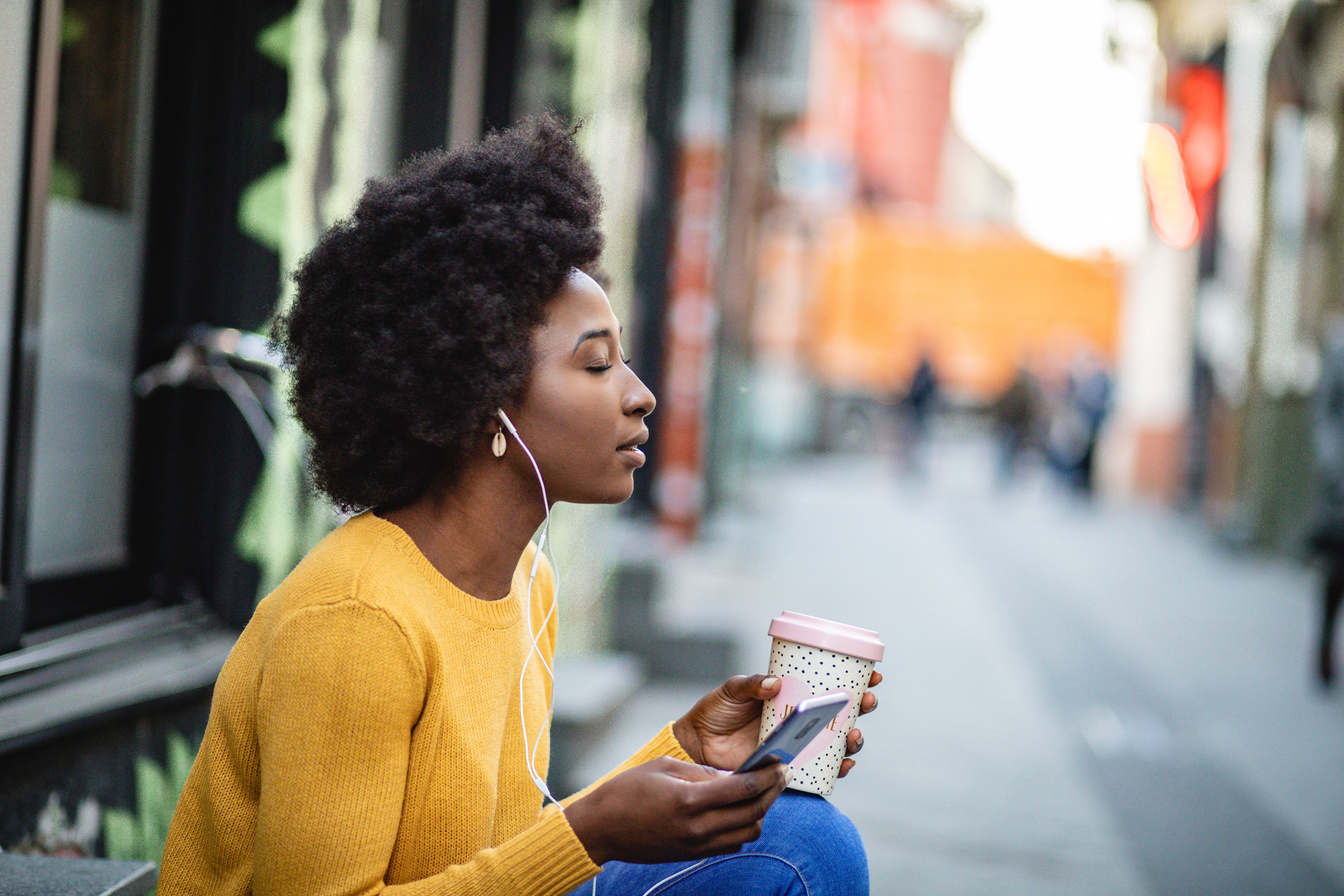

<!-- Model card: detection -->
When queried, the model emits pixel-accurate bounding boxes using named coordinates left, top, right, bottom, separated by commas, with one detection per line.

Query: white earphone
left=497, top=409, right=562, bottom=808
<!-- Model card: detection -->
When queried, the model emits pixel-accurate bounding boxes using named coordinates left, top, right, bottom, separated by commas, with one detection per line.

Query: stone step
left=548, top=652, right=645, bottom=797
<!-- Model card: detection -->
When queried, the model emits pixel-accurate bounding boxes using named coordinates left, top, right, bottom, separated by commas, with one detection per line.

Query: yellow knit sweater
left=159, top=511, right=689, bottom=895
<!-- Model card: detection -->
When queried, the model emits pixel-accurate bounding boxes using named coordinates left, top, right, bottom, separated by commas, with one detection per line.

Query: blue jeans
left=567, top=790, right=868, bottom=896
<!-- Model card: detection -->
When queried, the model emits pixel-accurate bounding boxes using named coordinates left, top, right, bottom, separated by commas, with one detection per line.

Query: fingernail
left=856, top=734, right=864, bottom=748
left=762, top=677, right=779, bottom=690
left=783, top=767, right=794, bottom=786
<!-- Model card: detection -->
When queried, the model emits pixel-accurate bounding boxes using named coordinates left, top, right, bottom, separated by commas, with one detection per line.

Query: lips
left=617, top=429, right=649, bottom=466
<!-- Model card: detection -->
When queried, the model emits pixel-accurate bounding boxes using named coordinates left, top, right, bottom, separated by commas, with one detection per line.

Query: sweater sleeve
left=561, top=724, right=696, bottom=809
left=253, top=600, right=599, bottom=896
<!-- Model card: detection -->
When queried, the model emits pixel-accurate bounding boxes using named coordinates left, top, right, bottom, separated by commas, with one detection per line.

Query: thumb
left=723, top=673, right=781, bottom=703
left=660, top=757, right=732, bottom=783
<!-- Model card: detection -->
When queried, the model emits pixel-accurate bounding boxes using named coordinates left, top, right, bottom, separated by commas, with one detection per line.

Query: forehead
left=537, top=271, right=619, bottom=338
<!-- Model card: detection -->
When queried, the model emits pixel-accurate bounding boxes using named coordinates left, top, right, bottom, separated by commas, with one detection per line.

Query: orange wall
left=807, top=213, right=1122, bottom=400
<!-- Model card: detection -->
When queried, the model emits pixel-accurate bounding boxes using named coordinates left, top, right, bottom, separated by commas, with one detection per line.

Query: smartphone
left=735, top=692, right=850, bottom=774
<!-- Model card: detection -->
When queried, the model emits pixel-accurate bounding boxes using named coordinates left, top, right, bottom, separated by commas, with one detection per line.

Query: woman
left=159, top=115, right=876, bottom=895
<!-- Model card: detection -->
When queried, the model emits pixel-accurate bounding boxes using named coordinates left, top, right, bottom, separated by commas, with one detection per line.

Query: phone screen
left=735, top=692, right=849, bottom=774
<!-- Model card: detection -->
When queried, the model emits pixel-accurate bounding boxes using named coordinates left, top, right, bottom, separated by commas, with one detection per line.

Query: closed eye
left=587, top=357, right=631, bottom=374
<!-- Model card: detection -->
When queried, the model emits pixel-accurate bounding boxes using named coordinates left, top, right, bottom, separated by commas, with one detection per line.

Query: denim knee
left=573, top=790, right=868, bottom=896
left=752, top=790, right=868, bottom=896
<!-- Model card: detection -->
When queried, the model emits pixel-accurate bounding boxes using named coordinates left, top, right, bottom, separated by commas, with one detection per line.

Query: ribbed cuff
left=496, top=805, right=600, bottom=894
left=647, top=722, right=695, bottom=764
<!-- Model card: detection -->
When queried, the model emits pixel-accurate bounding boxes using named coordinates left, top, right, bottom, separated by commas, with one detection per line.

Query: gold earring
left=492, top=430, right=507, bottom=457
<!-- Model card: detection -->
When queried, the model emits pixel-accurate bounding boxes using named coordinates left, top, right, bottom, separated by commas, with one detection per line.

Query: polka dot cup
left=758, top=611, right=884, bottom=796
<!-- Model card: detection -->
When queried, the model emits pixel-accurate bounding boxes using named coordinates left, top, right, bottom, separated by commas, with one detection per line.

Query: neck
left=379, top=455, right=548, bottom=601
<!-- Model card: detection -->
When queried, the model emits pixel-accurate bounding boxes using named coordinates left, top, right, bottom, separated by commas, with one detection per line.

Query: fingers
left=858, top=673, right=881, bottom=715
left=711, top=768, right=788, bottom=830
left=754, top=673, right=782, bottom=699
left=838, top=728, right=864, bottom=778
left=661, top=757, right=735, bottom=784
left=692, top=763, right=788, bottom=807
left=722, top=673, right=781, bottom=704
left=675, top=763, right=788, bottom=856
left=654, top=757, right=786, bottom=805
left=691, top=815, right=770, bottom=857
left=575, top=758, right=791, bottom=866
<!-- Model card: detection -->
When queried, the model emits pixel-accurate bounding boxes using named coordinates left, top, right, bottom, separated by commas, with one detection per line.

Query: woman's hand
left=564, top=757, right=789, bottom=866
left=840, top=670, right=881, bottom=778
left=673, top=671, right=883, bottom=776
left=672, top=674, right=778, bottom=771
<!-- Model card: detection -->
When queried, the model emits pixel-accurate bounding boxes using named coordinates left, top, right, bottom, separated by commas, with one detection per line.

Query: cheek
left=536, top=397, right=591, bottom=444
left=525, top=394, right=601, bottom=464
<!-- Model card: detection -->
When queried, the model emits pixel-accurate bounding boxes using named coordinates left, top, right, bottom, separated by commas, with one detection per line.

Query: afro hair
left=274, top=114, right=604, bottom=511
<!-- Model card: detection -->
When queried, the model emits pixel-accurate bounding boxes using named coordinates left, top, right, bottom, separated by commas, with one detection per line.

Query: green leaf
left=102, top=809, right=139, bottom=862
left=48, top=160, right=82, bottom=201
left=238, top=164, right=288, bottom=253
left=257, top=12, right=294, bottom=69
left=166, top=733, right=196, bottom=795
left=134, top=756, right=169, bottom=860
left=61, top=11, right=88, bottom=47
left=272, top=110, right=290, bottom=146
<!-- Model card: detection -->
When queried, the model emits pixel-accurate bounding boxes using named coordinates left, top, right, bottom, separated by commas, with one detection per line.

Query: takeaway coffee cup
left=758, top=611, right=884, bottom=795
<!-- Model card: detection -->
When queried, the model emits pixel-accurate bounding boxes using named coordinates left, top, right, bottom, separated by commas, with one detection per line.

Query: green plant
left=102, top=731, right=197, bottom=866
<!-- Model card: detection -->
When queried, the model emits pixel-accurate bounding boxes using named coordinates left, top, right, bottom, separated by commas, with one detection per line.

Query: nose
left=623, top=368, right=655, bottom=418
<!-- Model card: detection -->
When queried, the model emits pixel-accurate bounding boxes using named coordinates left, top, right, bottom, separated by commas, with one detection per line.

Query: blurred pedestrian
left=1070, top=350, right=1111, bottom=496
left=1046, top=348, right=1110, bottom=496
left=1308, top=320, right=1344, bottom=688
left=897, top=352, right=940, bottom=474
left=991, top=362, right=1039, bottom=485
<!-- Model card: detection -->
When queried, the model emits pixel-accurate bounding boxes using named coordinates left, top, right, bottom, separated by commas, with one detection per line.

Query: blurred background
left=0, top=0, right=1342, bottom=892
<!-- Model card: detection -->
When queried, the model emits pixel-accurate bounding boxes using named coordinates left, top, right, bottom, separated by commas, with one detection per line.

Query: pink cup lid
left=767, top=611, right=884, bottom=662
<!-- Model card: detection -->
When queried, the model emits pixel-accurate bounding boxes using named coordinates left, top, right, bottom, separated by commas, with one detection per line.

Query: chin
left=596, top=486, right=636, bottom=505
left=592, top=477, right=638, bottom=505
left=557, top=477, right=637, bottom=506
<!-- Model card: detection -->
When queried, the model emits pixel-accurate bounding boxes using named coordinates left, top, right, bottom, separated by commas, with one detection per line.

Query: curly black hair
left=274, top=114, right=604, bottom=511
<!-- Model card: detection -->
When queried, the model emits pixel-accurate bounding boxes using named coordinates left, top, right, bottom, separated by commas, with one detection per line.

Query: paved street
left=570, top=427, right=1344, bottom=896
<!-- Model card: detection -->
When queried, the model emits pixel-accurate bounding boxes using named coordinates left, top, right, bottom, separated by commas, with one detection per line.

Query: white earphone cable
left=498, top=410, right=562, bottom=809
left=590, top=857, right=711, bottom=895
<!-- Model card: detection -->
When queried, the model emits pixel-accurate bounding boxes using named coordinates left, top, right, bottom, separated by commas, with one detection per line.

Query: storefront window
left=49, top=0, right=142, bottom=210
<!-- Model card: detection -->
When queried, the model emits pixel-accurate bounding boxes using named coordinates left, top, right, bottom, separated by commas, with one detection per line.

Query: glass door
left=20, top=0, right=157, bottom=629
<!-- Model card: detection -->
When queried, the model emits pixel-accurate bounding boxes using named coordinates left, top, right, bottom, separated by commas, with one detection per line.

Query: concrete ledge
left=0, top=609, right=234, bottom=755
left=0, top=853, right=156, bottom=896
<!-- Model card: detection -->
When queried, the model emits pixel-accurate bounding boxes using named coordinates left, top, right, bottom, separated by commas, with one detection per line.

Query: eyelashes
left=587, top=357, right=634, bottom=374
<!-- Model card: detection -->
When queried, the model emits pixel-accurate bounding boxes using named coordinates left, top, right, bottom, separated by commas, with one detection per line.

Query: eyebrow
left=572, top=326, right=623, bottom=355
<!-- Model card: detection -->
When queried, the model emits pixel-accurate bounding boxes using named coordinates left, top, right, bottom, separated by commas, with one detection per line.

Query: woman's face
left=503, top=270, right=655, bottom=505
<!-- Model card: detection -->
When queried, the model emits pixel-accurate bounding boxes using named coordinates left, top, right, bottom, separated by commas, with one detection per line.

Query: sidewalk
left=568, top=432, right=1344, bottom=896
